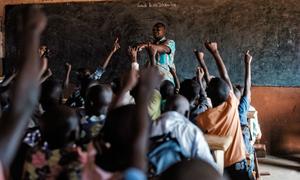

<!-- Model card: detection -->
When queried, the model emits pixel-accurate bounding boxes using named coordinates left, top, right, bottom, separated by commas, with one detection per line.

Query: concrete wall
left=1, top=0, right=299, bottom=154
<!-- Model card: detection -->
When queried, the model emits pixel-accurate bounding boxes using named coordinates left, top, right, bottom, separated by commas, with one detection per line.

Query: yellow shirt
left=196, top=92, right=246, bottom=167
left=148, top=89, right=162, bottom=120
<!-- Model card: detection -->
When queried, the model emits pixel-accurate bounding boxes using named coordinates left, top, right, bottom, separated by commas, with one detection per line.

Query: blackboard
left=4, top=0, right=300, bottom=86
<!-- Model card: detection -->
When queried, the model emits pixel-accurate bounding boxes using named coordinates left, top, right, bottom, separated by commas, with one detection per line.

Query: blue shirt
left=155, top=37, right=176, bottom=82
left=124, top=168, right=146, bottom=180
left=238, top=96, right=253, bottom=154
left=66, top=67, right=105, bottom=108
left=238, top=96, right=250, bottom=126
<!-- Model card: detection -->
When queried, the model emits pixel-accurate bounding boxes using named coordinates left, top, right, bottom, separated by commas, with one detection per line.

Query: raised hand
left=196, top=67, right=205, bottom=83
left=65, top=62, right=72, bottom=71
left=128, top=46, right=138, bottom=62
left=25, top=6, right=47, bottom=34
left=139, top=66, right=163, bottom=91
left=205, top=41, right=218, bottom=53
left=112, top=38, right=120, bottom=53
left=244, top=50, right=253, bottom=64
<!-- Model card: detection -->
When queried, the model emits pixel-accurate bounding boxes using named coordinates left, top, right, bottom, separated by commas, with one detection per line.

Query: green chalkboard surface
left=4, top=0, right=300, bottom=86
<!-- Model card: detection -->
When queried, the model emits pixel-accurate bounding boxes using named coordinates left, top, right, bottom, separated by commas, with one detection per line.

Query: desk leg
left=212, top=150, right=224, bottom=174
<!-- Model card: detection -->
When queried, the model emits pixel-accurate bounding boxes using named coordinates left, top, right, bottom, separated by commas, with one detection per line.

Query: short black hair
left=179, top=79, right=200, bottom=103
left=153, top=22, right=166, bottom=29
left=40, top=105, right=79, bottom=149
left=85, top=84, right=112, bottom=110
left=160, top=80, right=175, bottom=99
left=206, top=77, right=230, bottom=107
left=100, top=104, right=138, bottom=171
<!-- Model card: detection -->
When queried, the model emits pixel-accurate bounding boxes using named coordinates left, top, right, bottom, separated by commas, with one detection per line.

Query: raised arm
left=63, top=63, right=72, bottom=89
left=205, top=42, right=233, bottom=90
left=1, top=73, right=17, bottom=87
left=146, top=43, right=158, bottom=66
left=131, top=67, right=163, bottom=170
left=196, top=67, right=207, bottom=99
left=243, top=50, right=252, bottom=100
left=194, top=50, right=210, bottom=85
left=169, top=65, right=180, bottom=94
left=138, top=42, right=170, bottom=54
left=0, top=7, right=47, bottom=167
left=40, top=68, right=52, bottom=84
left=99, top=38, right=120, bottom=69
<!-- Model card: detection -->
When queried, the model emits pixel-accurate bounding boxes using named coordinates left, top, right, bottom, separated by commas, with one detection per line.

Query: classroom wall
left=0, top=0, right=299, bottom=154
left=251, top=86, right=300, bottom=154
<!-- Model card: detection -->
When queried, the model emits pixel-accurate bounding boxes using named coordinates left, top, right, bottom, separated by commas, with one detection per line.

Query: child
left=196, top=42, right=250, bottom=180
left=79, top=84, right=113, bottom=144
left=22, top=106, right=82, bottom=179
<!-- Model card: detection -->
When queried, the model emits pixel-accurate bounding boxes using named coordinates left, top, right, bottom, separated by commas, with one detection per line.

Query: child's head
left=85, top=84, right=113, bottom=116
left=40, top=105, right=79, bottom=149
left=100, top=104, right=139, bottom=171
left=179, top=79, right=200, bottom=106
left=40, top=79, right=62, bottom=111
left=206, top=77, right=230, bottom=107
left=164, top=94, right=190, bottom=118
left=76, top=67, right=91, bottom=81
left=160, top=80, right=175, bottom=99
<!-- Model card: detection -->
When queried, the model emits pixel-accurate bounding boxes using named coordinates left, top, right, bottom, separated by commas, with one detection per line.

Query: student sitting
left=66, top=38, right=120, bottom=108
left=195, top=42, right=250, bottom=180
left=150, top=94, right=218, bottom=171
left=79, top=84, right=113, bottom=144
left=234, top=51, right=255, bottom=179
left=179, top=67, right=210, bottom=123
left=22, top=105, right=82, bottom=179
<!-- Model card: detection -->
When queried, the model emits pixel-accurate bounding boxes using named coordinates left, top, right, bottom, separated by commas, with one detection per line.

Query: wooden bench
left=204, top=135, right=233, bottom=174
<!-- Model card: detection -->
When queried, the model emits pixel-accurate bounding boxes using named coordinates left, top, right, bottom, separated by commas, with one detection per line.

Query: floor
left=258, top=155, right=300, bottom=180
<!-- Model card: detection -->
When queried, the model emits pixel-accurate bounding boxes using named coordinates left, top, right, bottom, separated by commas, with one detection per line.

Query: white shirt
left=150, top=111, right=219, bottom=170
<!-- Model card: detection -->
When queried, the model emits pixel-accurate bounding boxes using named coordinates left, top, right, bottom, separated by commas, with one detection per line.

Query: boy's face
left=153, top=26, right=166, bottom=40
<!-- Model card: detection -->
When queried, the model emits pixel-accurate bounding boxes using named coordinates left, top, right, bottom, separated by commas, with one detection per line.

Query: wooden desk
left=205, top=135, right=233, bottom=174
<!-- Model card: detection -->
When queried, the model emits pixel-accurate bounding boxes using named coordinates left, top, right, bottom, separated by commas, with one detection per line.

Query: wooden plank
left=204, top=135, right=233, bottom=151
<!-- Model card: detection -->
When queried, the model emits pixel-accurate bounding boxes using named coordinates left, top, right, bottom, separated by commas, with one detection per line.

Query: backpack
left=147, top=133, right=188, bottom=177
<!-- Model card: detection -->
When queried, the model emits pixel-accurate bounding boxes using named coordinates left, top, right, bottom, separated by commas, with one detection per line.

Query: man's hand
left=112, top=38, right=120, bottom=53
left=147, top=43, right=158, bottom=57
left=168, top=65, right=176, bottom=76
left=65, top=62, right=72, bottom=72
left=137, top=43, right=148, bottom=51
left=244, top=50, right=252, bottom=64
left=128, top=46, right=138, bottom=62
left=205, top=41, right=218, bottom=53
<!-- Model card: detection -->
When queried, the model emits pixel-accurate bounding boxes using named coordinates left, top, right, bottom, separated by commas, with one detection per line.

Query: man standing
left=138, top=23, right=176, bottom=83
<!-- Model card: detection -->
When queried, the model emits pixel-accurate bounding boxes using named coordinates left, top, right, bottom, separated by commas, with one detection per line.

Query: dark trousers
left=224, top=159, right=251, bottom=180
